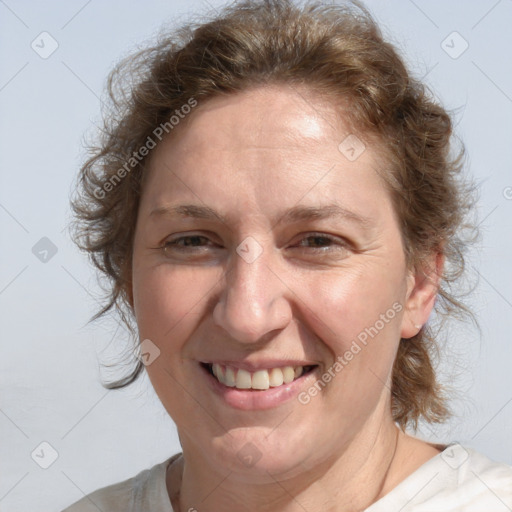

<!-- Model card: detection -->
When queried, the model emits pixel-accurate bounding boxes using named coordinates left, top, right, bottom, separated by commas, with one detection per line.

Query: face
left=131, top=85, right=427, bottom=479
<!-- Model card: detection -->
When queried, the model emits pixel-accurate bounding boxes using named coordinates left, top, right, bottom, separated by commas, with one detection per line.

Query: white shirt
left=62, top=444, right=512, bottom=511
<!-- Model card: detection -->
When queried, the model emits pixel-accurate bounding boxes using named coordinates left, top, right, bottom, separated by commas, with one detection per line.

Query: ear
left=400, top=251, right=444, bottom=339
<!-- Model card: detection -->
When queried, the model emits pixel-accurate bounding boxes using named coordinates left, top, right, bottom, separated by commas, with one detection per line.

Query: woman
left=64, top=0, right=512, bottom=510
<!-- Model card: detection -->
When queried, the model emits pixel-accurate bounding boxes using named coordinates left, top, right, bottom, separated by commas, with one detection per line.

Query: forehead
left=153, top=85, right=368, bottom=159
left=143, top=85, right=393, bottom=222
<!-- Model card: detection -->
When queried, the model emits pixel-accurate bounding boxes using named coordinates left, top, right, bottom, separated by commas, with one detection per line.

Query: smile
left=202, top=363, right=316, bottom=391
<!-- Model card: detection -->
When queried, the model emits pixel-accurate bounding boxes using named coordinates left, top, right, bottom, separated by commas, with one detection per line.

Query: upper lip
left=200, top=360, right=317, bottom=371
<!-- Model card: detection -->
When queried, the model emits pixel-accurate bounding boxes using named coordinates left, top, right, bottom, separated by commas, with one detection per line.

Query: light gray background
left=1, top=1, right=511, bottom=510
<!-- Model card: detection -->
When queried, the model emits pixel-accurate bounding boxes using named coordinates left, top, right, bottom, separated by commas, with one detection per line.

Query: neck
left=169, top=417, right=403, bottom=512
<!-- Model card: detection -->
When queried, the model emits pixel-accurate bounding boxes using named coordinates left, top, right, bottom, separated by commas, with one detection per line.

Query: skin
left=130, top=85, right=444, bottom=512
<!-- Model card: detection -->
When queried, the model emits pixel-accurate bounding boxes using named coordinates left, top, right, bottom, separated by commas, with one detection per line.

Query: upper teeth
left=211, top=364, right=304, bottom=390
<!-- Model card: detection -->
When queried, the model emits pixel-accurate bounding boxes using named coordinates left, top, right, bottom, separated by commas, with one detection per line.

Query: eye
left=165, top=235, right=211, bottom=249
left=289, top=233, right=352, bottom=261
left=159, top=233, right=220, bottom=260
left=295, top=233, right=348, bottom=251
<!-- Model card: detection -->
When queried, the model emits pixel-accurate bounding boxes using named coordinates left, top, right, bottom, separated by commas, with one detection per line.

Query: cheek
left=292, top=274, right=404, bottom=434
left=303, top=265, right=405, bottom=349
left=299, top=264, right=406, bottom=400
left=132, top=264, right=216, bottom=350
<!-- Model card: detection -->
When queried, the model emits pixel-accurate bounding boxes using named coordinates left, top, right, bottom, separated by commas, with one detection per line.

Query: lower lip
left=202, top=365, right=318, bottom=411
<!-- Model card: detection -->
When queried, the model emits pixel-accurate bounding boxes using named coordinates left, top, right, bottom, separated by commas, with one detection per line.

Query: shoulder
left=61, top=454, right=180, bottom=512
left=451, top=444, right=512, bottom=502
left=367, top=443, right=512, bottom=511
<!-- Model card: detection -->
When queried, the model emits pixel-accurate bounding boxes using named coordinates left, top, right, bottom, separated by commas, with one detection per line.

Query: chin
left=208, top=429, right=318, bottom=482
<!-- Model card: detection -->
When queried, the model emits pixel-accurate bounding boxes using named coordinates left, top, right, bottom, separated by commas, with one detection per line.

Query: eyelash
left=159, top=233, right=349, bottom=254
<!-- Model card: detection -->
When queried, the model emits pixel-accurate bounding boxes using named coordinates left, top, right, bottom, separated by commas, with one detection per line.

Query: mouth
left=200, top=362, right=317, bottom=391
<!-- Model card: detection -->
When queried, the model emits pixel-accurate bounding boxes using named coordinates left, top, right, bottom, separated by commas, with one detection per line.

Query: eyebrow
left=149, top=203, right=372, bottom=228
left=278, top=204, right=372, bottom=227
left=150, top=204, right=228, bottom=223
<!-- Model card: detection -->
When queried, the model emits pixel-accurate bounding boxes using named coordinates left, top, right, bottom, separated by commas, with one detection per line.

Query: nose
left=212, top=244, right=293, bottom=344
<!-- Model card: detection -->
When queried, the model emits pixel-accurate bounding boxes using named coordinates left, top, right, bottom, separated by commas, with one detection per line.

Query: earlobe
left=400, top=252, right=444, bottom=339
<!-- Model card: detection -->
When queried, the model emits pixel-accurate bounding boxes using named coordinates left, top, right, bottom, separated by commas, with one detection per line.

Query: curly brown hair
left=71, top=0, right=477, bottom=430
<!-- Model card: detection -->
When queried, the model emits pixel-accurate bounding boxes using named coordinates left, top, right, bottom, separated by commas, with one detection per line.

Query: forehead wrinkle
left=149, top=202, right=373, bottom=232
